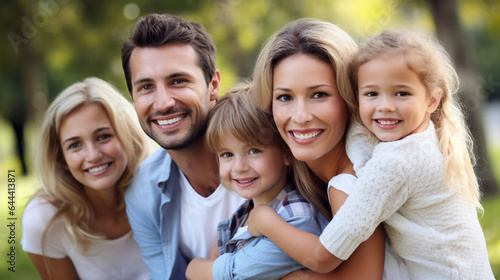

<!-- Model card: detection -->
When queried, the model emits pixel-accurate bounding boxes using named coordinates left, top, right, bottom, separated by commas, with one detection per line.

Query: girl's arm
left=248, top=205, right=341, bottom=273
left=185, top=258, right=214, bottom=280
left=248, top=186, right=385, bottom=277
left=27, top=253, right=78, bottom=280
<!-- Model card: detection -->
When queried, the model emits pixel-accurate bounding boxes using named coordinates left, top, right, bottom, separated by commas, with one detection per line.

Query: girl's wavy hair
left=251, top=18, right=358, bottom=219
left=348, top=29, right=482, bottom=210
left=34, top=77, right=153, bottom=253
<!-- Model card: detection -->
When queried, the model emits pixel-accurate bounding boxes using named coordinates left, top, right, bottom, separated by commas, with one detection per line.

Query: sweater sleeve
left=345, top=122, right=375, bottom=174
left=319, top=147, right=412, bottom=260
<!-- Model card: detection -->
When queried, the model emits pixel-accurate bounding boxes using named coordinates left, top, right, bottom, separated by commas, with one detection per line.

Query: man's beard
left=143, top=111, right=208, bottom=151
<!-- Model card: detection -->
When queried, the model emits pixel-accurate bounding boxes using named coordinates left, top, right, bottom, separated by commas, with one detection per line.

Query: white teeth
left=238, top=179, right=255, bottom=183
left=377, top=120, right=399, bottom=125
left=88, top=164, right=109, bottom=173
left=292, top=131, right=320, bottom=140
left=157, top=115, right=184, bottom=125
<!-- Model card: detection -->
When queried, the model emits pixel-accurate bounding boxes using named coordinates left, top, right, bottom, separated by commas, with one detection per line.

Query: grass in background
left=483, top=144, right=500, bottom=277
left=481, top=195, right=500, bottom=277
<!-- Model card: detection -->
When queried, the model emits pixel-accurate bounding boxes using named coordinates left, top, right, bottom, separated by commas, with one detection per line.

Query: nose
left=291, top=99, right=313, bottom=125
left=377, top=95, right=395, bottom=112
left=153, top=85, right=176, bottom=112
left=86, top=142, right=103, bottom=163
left=233, top=156, right=249, bottom=173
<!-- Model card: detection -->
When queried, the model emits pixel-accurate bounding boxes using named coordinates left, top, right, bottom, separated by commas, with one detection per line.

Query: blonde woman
left=21, top=77, right=153, bottom=280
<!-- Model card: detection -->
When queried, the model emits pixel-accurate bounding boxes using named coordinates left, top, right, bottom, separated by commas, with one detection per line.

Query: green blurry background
left=1, top=0, right=499, bottom=279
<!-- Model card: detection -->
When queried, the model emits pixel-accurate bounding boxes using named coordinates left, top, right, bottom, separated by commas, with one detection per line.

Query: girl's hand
left=247, top=204, right=278, bottom=236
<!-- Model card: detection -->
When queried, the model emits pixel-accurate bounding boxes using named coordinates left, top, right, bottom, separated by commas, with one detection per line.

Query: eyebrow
left=273, top=84, right=334, bottom=92
left=93, top=127, right=112, bottom=135
left=359, top=84, right=413, bottom=90
left=132, top=72, right=192, bottom=87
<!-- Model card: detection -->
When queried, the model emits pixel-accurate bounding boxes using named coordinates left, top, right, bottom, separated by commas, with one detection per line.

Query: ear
left=208, top=69, right=221, bottom=102
left=283, top=152, right=292, bottom=166
left=426, top=89, right=441, bottom=114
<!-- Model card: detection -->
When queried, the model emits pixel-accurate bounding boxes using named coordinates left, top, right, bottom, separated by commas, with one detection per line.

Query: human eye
left=396, top=91, right=410, bottom=97
left=67, top=141, right=81, bottom=150
left=219, top=152, right=233, bottom=158
left=312, top=91, right=329, bottom=99
left=364, top=91, right=378, bottom=97
left=138, top=83, right=154, bottom=92
left=97, top=134, right=112, bottom=141
left=248, top=148, right=262, bottom=155
left=171, top=78, right=188, bottom=86
left=275, top=94, right=292, bottom=102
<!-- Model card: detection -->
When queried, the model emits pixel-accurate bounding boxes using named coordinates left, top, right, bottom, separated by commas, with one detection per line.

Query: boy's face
left=129, top=43, right=219, bottom=150
left=217, top=134, right=290, bottom=205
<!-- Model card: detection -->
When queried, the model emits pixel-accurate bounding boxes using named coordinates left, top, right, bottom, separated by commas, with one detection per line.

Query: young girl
left=185, top=83, right=328, bottom=280
left=249, top=29, right=494, bottom=279
left=21, top=77, right=154, bottom=280
left=248, top=18, right=409, bottom=279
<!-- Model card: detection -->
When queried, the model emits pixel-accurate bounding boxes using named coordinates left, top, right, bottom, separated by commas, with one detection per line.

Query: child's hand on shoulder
left=247, top=204, right=279, bottom=237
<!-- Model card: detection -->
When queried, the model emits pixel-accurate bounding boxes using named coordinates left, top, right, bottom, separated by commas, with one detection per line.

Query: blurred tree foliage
left=1, top=0, right=498, bottom=192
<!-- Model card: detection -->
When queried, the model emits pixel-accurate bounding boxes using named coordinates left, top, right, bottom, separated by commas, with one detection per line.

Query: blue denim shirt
left=213, top=183, right=329, bottom=280
left=125, top=148, right=187, bottom=280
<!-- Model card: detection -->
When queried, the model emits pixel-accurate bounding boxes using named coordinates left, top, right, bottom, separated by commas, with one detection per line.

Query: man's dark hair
left=121, top=13, right=217, bottom=93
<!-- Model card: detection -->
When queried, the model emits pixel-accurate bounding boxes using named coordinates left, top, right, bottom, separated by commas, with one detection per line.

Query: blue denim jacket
left=213, top=183, right=329, bottom=280
left=125, top=148, right=243, bottom=280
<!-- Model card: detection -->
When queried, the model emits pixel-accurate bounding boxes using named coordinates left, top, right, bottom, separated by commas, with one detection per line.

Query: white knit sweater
left=319, top=122, right=494, bottom=279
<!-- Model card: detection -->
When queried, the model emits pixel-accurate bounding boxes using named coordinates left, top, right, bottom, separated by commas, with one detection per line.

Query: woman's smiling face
left=59, top=103, right=128, bottom=192
left=272, top=53, right=349, bottom=165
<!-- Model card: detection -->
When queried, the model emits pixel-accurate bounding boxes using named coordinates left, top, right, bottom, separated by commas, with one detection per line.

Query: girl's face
left=59, top=103, right=128, bottom=192
left=217, top=134, right=290, bottom=206
left=357, top=56, right=438, bottom=142
left=272, top=53, right=349, bottom=166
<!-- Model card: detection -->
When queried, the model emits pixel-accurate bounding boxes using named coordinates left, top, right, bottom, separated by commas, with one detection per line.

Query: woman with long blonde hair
left=21, top=77, right=153, bottom=280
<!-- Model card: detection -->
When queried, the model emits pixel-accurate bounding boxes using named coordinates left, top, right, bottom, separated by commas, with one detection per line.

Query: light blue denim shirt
left=213, top=183, right=329, bottom=280
left=125, top=148, right=188, bottom=280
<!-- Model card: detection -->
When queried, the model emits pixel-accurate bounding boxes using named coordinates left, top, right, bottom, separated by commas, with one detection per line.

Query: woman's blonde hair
left=34, top=77, right=153, bottom=251
left=348, top=29, right=481, bottom=209
left=251, top=19, right=358, bottom=219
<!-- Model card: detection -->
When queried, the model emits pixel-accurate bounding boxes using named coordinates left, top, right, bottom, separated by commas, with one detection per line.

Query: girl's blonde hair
left=34, top=77, right=153, bottom=251
left=348, top=29, right=481, bottom=209
left=206, top=82, right=292, bottom=165
left=251, top=18, right=358, bottom=219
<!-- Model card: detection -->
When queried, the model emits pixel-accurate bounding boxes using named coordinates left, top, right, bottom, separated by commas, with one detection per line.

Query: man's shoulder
left=127, top=148, right=173, bottom=195
left=139, top=148, right=172, bottom=170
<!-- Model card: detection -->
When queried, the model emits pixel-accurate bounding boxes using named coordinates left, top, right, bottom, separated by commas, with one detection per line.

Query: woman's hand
left=247, top=204, right=279, bottom=237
